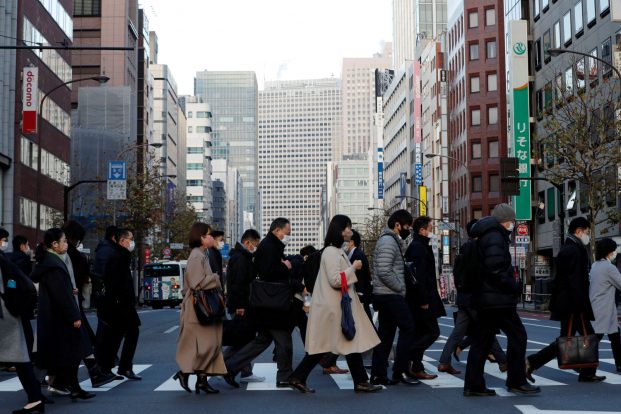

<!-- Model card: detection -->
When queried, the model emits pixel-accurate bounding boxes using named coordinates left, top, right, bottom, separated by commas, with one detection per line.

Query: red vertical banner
left=22, top=67, right=38, bottom=134
left=144, top=247, right=151, bottom=265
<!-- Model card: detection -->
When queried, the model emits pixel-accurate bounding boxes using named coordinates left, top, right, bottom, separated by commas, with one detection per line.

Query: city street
left=2, top=307, right=621, bottom=414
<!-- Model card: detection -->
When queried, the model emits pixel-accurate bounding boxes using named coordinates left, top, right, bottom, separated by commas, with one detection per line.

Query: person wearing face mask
left=347, top=230, right=373, bottom=322
left=97, top=228, right=142, bottom=381
left=464, top=204, right=540, bottom=396
left=7, top=235, right=33, bottom=276
left=589, top=238, right=621, bottom=372
left=405, top=216, right=445, bottom=380
left=31, top=228, right=95, bottom=401
left=0, top=227, right=10, bottom=255
left=370, top=209, right=420, bottom=386
left=525, top=217, right=604, bottom=383
left=207, top=230, right=225, bottom=288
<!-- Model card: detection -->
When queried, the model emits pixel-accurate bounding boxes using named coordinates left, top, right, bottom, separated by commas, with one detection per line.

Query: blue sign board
left=415, top=163, right=423, bottom=185
left=377, top=161, right=384, bottom=199
left=108, top=161, right=126, bottom=180
left=221, top=243, right=230, bottom=260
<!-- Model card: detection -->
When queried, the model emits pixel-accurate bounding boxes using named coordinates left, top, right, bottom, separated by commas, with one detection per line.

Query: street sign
left=107, top=180, right=127, bottom=200
left=108, top=161, right=126, bottom=180
left=515, top=236, right=530, bottom=244
left=437, top=221, right=456, bottom=231
left=163, top=247, right=172, bottom=259
left=221, top=243, right=230, bottom=260
left=534, top=265, right=551, bottom=277
left=170, top=243, right=184, bottom=250
left=516, top=223, right=529, bottom=236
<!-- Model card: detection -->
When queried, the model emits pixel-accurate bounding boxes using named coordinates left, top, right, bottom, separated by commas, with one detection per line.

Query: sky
left=141, top=0, right=393, bottom=95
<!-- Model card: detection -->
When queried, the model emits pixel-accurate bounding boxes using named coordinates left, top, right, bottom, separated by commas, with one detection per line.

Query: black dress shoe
left=12, top=401, right=45, bottom=413
left=370, top=376, right=398, bottom=386
left=507, top=383, right=541, bottom=394
left=223, top=373, right=240, bottom=388
left=578, top=374, right=606, bottom=382
left=173, top=371, right=192, bottom=393
left=195, top=376, right=219, bottom=394
left=276, top=381, right=290, bottom=388
left=90, top=371, right=118, bottom=388
left=392, top=372, right=421, bottom=385
left=118, top=370, right=142, bottom=381
left=288, top=380, right=316, bottom=393
left=70, top=390, right=96, bottom=400
left=525, top=359, right=536, bottom=383
left=354, top=382, right=383, bottom=393
left=463, top=388, right=497, bottom=397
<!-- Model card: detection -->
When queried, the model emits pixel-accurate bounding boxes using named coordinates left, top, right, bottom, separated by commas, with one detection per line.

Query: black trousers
left=290, top=352, right=368, bottom=385
left=371, top=294, right=416, bottom=377
left=527, top=313, right=596, bottom=377
left=15, top=362, right=43, bottom=403
left=98, top=322, right=139, bottom=373
left=464, top=308, right=527, bottom=391
left=52, top=361, right=81, bottom=391
left=409, top=313, right=440, bottom=372
left=596, top=329, right=621, bottom=367
left=20, top=319, right=35, bottom=360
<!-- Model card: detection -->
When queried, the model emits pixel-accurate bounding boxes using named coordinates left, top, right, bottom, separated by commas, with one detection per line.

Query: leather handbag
left=192, top=287, right=226, bottom=325
left=340, top=272, right=356, bottom=341
left=249, top=279, right=292, bottom=312
left=557, top=314, right=599, bottom=370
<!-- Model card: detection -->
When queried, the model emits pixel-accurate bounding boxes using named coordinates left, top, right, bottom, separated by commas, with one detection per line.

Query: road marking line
left=164, top=325, right=179, bottom=334
left=0, top=376, right=24, bottom=391
left=516, top=404, right=621, bottom=414
left=329, top=361, right=355, bottom=389
left=245, top=363, right=292, bottom=391
left=80, top=364, right=151, bottom=392
left=543, top=361, right=621, bottom=385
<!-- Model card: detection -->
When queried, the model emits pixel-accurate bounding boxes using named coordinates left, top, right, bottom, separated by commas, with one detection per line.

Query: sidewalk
left=517, top=302, right=621, bottom=322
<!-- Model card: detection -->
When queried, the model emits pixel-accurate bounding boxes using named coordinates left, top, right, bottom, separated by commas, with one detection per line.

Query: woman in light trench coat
left=589, top=238, right=621, bottom=372
left=288, top=214, right=382, bottom=393
left=174, top=222, right=227, bottom=394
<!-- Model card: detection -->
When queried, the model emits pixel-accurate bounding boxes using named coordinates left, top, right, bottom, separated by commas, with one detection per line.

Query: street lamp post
left=35, top=75, right=109, bottom=242
left=425, top=152, right=470, bottom=221
left=547, top=48, right=621, bottom=81
left=399, top=195, right=428, bottom=216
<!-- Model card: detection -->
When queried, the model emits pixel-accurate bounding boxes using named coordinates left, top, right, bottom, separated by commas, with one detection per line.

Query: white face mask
left=506, top=223, right=515, bottom=232
left=128, top=240, right=136, bottom=252
left=342, top=242, right=350, bottom=253
left=579, top=234, right=590, bottom=246
left=0, top=241, right=8, bottom=251
left=281, top=235, right=291, bottom=245
left=218, top=241, right=225, bottom=250
left=608, top=251, right=618, bottom=262
left=245, top=243, right=256, bottom=254
left=77, top=243, right=85, bottom=252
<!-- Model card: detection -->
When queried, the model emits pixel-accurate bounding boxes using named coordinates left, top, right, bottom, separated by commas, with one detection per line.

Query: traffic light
left=500, top=157, right=520, bottom=196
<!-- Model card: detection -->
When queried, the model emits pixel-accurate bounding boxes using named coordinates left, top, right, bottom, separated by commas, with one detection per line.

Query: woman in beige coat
left=288, top=215, right=382, bottom=394
left=174, top=222, right=227, bottom=394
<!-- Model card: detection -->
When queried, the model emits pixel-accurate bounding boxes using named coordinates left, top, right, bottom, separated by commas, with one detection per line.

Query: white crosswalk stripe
left=245, top=363, right=292, bottom=391
left=543, top=361, right=621, bottom=385
left=80, top=364, right=152, bottom=392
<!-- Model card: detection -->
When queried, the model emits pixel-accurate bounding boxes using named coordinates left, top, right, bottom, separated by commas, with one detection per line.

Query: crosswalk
left=1, top=357, right=620, bottom=395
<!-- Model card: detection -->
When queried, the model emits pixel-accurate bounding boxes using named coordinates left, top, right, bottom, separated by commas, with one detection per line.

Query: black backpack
left=0, top=257, right=37, bottom=319
left=302, top=248, right=325, bottom=293
left=453, top=239, right=484, bottom=293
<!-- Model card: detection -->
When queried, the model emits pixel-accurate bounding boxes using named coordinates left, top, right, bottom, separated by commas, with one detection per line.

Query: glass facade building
left=194, top=71, right=258, bottom=223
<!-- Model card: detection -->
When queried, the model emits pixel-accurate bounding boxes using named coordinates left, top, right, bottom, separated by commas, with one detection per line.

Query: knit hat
left=491, top=203, right=516, bottom=223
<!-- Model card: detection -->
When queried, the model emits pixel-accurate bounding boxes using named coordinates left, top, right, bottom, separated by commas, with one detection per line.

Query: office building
left=393, top=0, right=417, bottom=67
left=212, top=159, right=243, bottom=244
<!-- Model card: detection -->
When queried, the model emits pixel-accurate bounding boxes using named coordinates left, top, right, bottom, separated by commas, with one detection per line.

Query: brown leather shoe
left=323, top=366, right=349, bottom=375
left=437, top=364, right=461, bottom=375
left=499, top=363, right=508, bottom=373
left=410, top=370, right=438, bottom=380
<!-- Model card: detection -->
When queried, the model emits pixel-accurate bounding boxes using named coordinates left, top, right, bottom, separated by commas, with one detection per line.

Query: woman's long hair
left=34, top=228, right=64, bottom=263
left=324, top=214, right=352, bottom=248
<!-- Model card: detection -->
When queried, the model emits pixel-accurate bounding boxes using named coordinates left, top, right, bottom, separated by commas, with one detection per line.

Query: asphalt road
left=2, top=307, right=620, bottom=414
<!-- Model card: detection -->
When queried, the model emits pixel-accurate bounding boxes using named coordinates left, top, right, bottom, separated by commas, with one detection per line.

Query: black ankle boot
left=195, top=375, right=219, bottom=394
left=173, top=371, right=191, bottom=393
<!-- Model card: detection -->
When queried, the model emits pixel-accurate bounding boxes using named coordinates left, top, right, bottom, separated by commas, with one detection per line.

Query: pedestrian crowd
left=1, top=204, right=620, bottom=412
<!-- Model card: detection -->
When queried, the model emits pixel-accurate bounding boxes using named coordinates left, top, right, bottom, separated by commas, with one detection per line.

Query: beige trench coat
left=305, top=246, right=380, bottom=355
left=176, top=248, right=227, bottom=374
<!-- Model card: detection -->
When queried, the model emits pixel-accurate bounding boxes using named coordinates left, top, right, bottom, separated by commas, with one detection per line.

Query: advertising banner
left=22, top=67, right=38, bottom=134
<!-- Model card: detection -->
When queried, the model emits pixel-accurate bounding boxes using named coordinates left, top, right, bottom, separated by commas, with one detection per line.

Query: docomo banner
left=22, top=67, right=39, bottom=134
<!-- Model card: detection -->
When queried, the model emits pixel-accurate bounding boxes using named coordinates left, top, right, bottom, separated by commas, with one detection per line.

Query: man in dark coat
left=464, top=204, right=540, bottom=396
left=97, top=228, right=141, bottom=380
left=405, top=216, right=445, bottom=380
left=92, top=226, right=117, bottom=308
left=7, top=235, right=32, bottom=276
left=224, top=218, right=295, bottom=388
left=208, top=230, right=225, bottom=287
left=347, top=230, right=373, bottom=321
left=526, top=217, right=604, bottom=382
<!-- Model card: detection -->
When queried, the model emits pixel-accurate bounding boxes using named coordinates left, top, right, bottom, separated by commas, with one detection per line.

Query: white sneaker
left=48, top=385, right=70, bottom=396
left=240, top=374, right=266, bottom=383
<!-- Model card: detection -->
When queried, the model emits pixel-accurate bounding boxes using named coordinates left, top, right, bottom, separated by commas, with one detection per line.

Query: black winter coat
left=405, top=234, right=446, bottom=318
left=98, top=243, right=140, bottom=327
left=250, top=232, right=295, bottom=329
left=226, top=243, right=255, bottom=313
left=549, top=235, right=594, bottom=321
left=32, top=251, right=85, bottom=369
left=6, top=251, right=32, bottom=276
left=470, top=216, right=520, bottom=309
left=350, top=247, right=372, bottom=304
left=67, top=244, right=90, bottom=309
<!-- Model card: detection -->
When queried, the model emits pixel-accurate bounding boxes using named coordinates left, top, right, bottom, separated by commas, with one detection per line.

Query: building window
left=553, top=20, right=561, bottom=48
left=588, top=48, right=598, bottom=84
left=486, top=40, right=497, bottom=59
left=601, top=0, right=610, bottom=14
left=187, top=111, right=193, bottom=118
left=535, top=39, right=542, bottom=69
left=534, top=0, right=540, bottom=18
left=188, top=126, right=193, bottom=133
left=488, top=106, right=498, bottom=125
left=468, top=11, right=478, bottom=28
left=576, top=58, right=586, bottom=92
left=543, top=30, right=551, bottom=62
left=555, top=73, right=564, bottom=101
left=20, top=136, right=38, bottom=169
left=489, top=140, right=499, bottom=158
left=575, top=1, right=584, bottom=35
left=536, top=88, right=544, bottom=118
left=544, top=81, right=553, bottom=111
left=565, top=66, right=574, bottom=94
left=487, top=73, right=498, bottom=91
left=472, top=176, right=483, bottom=193
left=563, top=11, right=572, bottom=44
left=489, top=175, right=500, bottom=193
left=74, top=0, right=101, bottom=16
left=472, top=142, right=482, bottom=159
left=471, top=108, right=481, bottom=126
left=485, top=8, right=496, bottom=26
left=469, top=42, right=479, bottom=60
left=470, top=75, right=480, bottom=93
left=586, top=0, right=596, bottom=24
left=542, top=0, right=549, bottom=10
left=602, top=37, right=613, bottom=75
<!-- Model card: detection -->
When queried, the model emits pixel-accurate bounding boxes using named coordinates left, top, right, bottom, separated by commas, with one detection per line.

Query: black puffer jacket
left=470, top=216, right=520, bottom=310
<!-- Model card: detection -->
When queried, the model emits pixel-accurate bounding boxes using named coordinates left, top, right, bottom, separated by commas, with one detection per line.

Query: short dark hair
left=241, top=229, right=260, bottom=242
left=12, top=235, right=28, bottom=252
left=114, top=228, right=132, bottom=243
left=269, top=217, right=290, bottom=233
left=189, top=222, right=211, bottom=249
left=568, top=217, right=590, bottom=235
left=35, top=228, right=64, bottom=262
left=211, top=230, right=225, bottom=239
left=387, top=209, right=413, bottom=230
left=412, top=216, right=432, bottom=234
left=105, top=225, right=117, bottom=241
left=299, top=245, right=317, bottom=257
left=62, top=220, right=86, bottom=244
left=351, top=229, right=362, bottom=247
left=324, top=214, right=352, bottom=248
left=595, top=238, right=618, bottom=261
left=466, top=219, right=479, bottom=238
left=0, top=228, right=9, bottom=240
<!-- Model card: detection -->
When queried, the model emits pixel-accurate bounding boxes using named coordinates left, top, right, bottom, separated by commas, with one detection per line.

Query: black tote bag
left=192, top=287, right=226, bottom=325
left=249, top=279, right=292, bottom=312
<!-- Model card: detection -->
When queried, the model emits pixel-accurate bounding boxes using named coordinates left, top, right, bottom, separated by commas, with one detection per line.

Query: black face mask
left=399, top=227, right=411, bottom=240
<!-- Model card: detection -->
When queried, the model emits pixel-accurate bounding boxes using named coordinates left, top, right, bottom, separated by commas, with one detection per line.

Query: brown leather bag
left=556, top=314, right=599, bottom=370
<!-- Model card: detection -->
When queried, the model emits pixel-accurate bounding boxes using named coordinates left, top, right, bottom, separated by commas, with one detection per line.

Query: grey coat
left=372, top=228, right=406, bottom=297
left=0, top=272, right=30, bottom=363
left=589, top=259, right=621, bottom=334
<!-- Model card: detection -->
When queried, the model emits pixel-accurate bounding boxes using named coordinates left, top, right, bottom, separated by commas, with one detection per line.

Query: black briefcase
left=249, top=279, right=292, bottom=312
